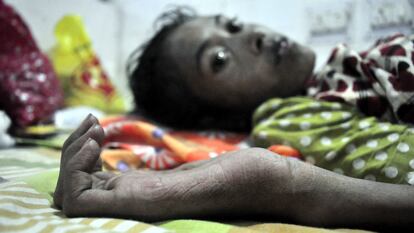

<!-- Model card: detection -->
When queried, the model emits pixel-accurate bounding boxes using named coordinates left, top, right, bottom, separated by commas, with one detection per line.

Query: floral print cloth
left=307, top=34, right=414, bottom=125
left=100, top=116, right=248, bottom=170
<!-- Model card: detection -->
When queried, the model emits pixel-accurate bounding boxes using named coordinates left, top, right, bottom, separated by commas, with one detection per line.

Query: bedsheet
left=0, top=147, right=374, bottom=233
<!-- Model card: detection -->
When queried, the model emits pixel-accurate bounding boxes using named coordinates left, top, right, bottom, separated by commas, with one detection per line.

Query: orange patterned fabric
left=100, top=116, right=248, bottom=171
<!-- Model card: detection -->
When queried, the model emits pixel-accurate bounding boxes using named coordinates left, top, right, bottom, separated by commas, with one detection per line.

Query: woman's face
left=163, top=15, right=315, bottom=110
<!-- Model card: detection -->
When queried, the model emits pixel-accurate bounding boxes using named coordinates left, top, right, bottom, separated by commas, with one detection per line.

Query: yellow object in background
left=49, top=15, right=125, bottom=113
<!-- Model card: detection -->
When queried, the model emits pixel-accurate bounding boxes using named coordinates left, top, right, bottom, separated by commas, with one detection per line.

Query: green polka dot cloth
left=252, top=97, right=414, bottom=185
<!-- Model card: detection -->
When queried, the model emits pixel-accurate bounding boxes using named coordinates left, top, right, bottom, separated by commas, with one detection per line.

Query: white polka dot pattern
left=321, top=112, right=332, bottom=119
left=303, top=113, right=312, bottom=118
left=325, top=151, right=337, bottom=161
left=384, top=167, right=399, bottom=178
left=407, top=172, right=414, bottom=185
left=409, top=159, right=414, bottom=169
left=375, top=151, right=388, bottom=161
left=353, top=159, right=365, bottom=170
left=341, top=122, right=351, bottom=129
left=366, top=140, right=378, bottom=148
left=359, top=121, right=370, bottom=129
left=321, top=137, right=332, bottom=146
left=397, top=143, right=410, bottom=153
left=300, top=136, right=312, bottom=147
left=387, top=133, right=399, bottom=142
left=342, top=112, right=351, bottom=119
left=279, top=119, right=290, bottom=127
left=300, top=122, right=311, bottom=130
left=252, top=96, right=414, bottom=185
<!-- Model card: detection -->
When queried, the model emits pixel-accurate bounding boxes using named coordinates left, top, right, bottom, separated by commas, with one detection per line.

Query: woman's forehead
left=162, top=16, right=217, bottom=75
left=166, top=16, right=215, bottom=47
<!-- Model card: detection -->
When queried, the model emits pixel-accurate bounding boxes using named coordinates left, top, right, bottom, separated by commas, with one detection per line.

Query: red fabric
left=267, top=145, right=301, bottom=159
left=0, top=0, right=63, bottom=127
left=307, top=34, right=414, bottom=125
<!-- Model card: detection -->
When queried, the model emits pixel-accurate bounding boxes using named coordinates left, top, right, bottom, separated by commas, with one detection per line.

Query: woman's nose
left=249, top=31, right=265, bottom=55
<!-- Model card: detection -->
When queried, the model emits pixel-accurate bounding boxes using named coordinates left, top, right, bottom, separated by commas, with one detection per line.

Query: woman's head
left=128, top=7, right=315, bottom=131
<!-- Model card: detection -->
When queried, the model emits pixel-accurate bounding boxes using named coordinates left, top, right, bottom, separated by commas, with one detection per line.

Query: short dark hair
left=127, top=6, right=251, bottom=132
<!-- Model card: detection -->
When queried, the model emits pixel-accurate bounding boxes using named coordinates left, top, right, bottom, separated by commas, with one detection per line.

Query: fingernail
left=93, top=124, right=101, bottom=131
left=86, top=138, right=97, bottom=147
left=81, top=138, right=92, bottom=150
left=90, top=114, right=97, bottom=120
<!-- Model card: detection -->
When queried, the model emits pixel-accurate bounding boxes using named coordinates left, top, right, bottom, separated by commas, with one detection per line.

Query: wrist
left=281, top=160, right=332, bottom=225
left=294, top=164, right=414, bottom=229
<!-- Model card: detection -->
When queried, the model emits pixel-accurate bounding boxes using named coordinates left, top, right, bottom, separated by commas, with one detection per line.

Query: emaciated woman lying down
left=54, top=7, right=414, bottom=231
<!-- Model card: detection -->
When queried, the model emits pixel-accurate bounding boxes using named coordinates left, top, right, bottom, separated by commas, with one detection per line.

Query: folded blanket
left=252, top=97, right=414, bottom=184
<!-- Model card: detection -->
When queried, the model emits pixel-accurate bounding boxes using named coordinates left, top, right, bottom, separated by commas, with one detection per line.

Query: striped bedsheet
left=0, top=147, right=170, bottom=233
left=0, top=147, right=374, bottom=233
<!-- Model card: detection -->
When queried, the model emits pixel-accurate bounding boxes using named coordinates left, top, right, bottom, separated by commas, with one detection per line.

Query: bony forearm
left=297, top=164, right=414, bottom=229
left=146, top=148, right=295, bottom=220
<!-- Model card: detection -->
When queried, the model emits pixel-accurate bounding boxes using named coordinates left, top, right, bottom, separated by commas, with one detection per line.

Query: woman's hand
left=53, top=114, right=106, bottom=210
left=53, top=115, right=299, bottom=220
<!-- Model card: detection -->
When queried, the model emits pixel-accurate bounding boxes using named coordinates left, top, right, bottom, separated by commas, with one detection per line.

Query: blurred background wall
left=5, top=0, right=414, bottom=109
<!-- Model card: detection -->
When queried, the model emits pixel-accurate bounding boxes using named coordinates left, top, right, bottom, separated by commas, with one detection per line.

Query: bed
left=0, top=144, right=374, bottom=233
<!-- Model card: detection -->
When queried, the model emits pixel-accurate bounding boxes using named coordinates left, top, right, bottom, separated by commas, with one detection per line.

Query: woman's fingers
left=62, top=114, right=98, bottom=154
left=54, top=115, right=104, bottom=209
left=62, top=138, right=115, bottom=217
left=63, top=123, right=105, bottom=165
left=66, top=138, right=102, bottom=173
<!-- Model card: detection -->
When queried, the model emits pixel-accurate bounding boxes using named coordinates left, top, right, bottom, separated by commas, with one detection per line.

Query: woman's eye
left=210, top=49, right=230, bottom=73
left=226, top=17, right=243, bottom=33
